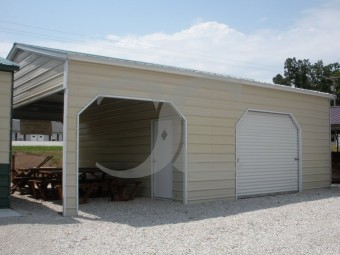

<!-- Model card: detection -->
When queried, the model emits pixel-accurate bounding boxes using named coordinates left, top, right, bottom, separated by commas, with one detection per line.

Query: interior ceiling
left=12, top=95, right=162, bottom=122
left=13, top=92, right=64, bottom=121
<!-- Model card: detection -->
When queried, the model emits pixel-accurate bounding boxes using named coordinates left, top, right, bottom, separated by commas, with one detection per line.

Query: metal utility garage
left=7, top=43, right=332, bottom=216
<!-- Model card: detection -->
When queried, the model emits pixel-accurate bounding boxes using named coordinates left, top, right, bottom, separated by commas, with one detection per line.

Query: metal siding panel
left=187, top=187, right=235, bottom=201
left=67, top=60, right=330, bottom=204
left=241, top=86, right=330, bottom=190
left=236, top=111, right=299, bottom=197
left=68, top=61, right=190, bottom=204
left=0, top=72, right=11, bottom=165
left=12, top=51, right=64, bottom=107
left=0, top=164, right=10, bottom=208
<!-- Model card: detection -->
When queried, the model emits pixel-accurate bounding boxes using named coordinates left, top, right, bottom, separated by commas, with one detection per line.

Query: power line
left=0, top=19, right=281, bottom=73
left=0, top=19, right=91, bottom=38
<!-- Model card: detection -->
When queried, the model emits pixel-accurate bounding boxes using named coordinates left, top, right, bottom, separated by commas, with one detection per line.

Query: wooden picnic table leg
left=55, top=185, right=63, bottom=200
left=109, top=180, right=141, bottom=201
left=109, top=180, right=126, bottom=201
left=29, top=181, right=38, bottom=198
left=29, top=180, right=49, bottom=200
left=118, top=184, right=127, bottom=201
left=36, top=181, right=49, bottom=200
left=79, top=183, right=98, bottom=204
left=128, top=181, right=142, bottom=200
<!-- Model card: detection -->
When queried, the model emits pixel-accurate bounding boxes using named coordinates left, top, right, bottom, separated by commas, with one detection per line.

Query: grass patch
left=12, top=146, right=63, bottom=167
left=12, top=146, right=62, bottom=153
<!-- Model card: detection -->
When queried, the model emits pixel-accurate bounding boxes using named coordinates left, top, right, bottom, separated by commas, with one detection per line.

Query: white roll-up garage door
left=236, top=110, right=300, bottom=197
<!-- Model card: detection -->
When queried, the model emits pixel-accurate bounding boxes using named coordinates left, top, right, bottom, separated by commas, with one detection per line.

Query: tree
left=273, top=58, right=340, bottom=104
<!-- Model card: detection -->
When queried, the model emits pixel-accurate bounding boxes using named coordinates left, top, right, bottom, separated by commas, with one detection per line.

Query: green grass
left=12, top=146, right=63, bottom=167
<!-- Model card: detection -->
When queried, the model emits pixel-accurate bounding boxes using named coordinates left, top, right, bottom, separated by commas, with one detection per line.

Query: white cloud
left=3, top=1, right=340, bottom=83
left=0, top=42, right=14, bottom=59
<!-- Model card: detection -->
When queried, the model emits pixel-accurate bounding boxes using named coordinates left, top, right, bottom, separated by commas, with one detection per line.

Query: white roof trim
left=7, top=43, right=67, bottom=61
left=8, top=43, right=334, bottom=99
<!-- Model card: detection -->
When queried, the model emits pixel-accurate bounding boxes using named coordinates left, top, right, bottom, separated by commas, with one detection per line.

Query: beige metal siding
left=238, top=86, right=330, bottom=190
left=64, top=60, right=330, bottom=208
left=12, top=50, right=64, bottom=108
left=63, top=62, right=188, bottom=211
left=0, top=71, right=12, bottom=208
left=0, top=72, right=11, bottom=164
left=65, top=62, right=190, bottom=208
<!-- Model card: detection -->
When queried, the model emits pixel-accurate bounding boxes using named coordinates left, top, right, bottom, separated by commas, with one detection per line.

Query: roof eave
left=69, top=54, right=334, bottom=99
left=0, top=63, right=20, bottom=72
left=7, top=43, right=334, bottom=99
left=7, top=43, right=67, bottom=61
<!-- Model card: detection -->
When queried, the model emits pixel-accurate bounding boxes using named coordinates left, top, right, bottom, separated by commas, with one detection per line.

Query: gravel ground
left=1, top=185, right=339, bottom=255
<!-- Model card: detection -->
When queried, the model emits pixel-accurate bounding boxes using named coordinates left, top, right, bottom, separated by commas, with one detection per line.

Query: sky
left=1, top=0, right=340, bottom=83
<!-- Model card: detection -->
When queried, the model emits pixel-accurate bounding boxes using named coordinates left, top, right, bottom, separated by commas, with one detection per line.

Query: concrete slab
left=0, top=209, right=21, bottom=217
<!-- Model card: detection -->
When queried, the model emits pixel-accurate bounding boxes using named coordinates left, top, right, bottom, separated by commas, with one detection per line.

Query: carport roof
left=7, top=43, right=334, bottom=99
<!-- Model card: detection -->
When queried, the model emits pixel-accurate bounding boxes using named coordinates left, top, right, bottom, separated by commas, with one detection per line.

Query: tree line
left=273, top=58, right=340, bottom=104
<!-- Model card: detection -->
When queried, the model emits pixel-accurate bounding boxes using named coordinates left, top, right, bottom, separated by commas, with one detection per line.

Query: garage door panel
left=237, top=183, right=299, bottom=190
left=236, top=111, right=299, bottom=197
left=237, top=173, right=298, bottom=180
left=238, top=185, right=298, bottom=197
left=237, top=169, right=298, bottom=176
left=237, top=176, right=299, bottom=183
left=240, top=155, right=297, bottom=160
left=238, top=180, right=299, bottom=187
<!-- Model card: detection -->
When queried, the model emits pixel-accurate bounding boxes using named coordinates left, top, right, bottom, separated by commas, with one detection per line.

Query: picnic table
left=11, top=153, right=142, bottom=203
left=28, top=168, right=62, bottom=200
left=10, top=155, right=54, bottom=194
left=78, top=168, right=142, bottom=203
left=24, top=167, right=141, bottom=203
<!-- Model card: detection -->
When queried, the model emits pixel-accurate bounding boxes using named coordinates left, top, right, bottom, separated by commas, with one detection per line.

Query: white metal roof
left=7, top=43, right=334, bottom=99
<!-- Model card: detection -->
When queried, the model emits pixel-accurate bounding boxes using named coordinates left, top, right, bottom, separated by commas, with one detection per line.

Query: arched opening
left=77, top=96, right=187, bottom=203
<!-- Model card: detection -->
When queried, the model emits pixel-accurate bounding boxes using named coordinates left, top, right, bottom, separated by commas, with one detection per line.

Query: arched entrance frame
left=74, top=95, right=188, bottom=212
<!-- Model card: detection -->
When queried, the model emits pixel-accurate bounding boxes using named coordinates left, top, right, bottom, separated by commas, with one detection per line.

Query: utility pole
left=325, top=76, right=340, bottom=106
left=331, top=78, right=336, bottom=106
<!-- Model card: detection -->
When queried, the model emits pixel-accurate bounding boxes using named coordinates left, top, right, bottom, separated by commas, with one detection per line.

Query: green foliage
left=273, top=58, right=340, bottom=104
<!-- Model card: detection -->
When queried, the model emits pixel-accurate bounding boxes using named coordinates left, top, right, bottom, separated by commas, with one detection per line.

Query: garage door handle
left=294, top=157, right=299, bottom=161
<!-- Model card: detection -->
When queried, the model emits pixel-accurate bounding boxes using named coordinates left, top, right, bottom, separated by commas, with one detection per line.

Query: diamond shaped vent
left=161, top=130, right=168, bottom=140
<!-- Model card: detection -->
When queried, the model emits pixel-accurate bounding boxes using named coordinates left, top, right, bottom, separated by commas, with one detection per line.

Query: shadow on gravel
left=0, top=195, right=79, bottom=226
left=76, top=184, right=340, bottom=227
left=3, top=185, right=339, bottom=227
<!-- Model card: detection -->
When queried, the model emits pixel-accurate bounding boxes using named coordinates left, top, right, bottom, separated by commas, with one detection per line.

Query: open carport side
left=7, top=44, right=188, bottom=215
left=77, top=96, right=186, bottom=202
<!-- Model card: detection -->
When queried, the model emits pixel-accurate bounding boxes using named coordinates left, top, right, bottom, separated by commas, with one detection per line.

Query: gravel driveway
left=1, top=185, right=339, bottom=255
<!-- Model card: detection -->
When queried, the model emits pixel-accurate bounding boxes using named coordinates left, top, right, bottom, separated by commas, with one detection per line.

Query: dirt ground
left=12, top=152, right=55, bottom=169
